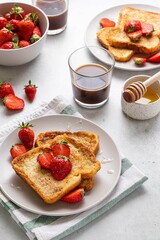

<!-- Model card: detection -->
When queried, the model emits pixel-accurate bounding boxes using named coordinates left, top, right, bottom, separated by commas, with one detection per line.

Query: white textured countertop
left=0, top=0, right=160, bottom=239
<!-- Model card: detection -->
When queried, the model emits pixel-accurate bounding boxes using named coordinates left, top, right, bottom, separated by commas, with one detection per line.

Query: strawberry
left=33, top=26, right=42, bottom=36
left=18, top=122, right=35, bottom=149
left=38, top=152, right=54, bottom=169
left=127, top=30, right=142, bottom=42
left=6, top=4, right=25, bottom=21
left=147, top=52, right=160, bottom=63
left=50, top=156, right=72, bottom=181
left=141, top=23, right=154, bottom=37
left=100, top=18, right=115, bottom=28
left=10, top=143, right=27, bottom=158
left=0, top=82, right=15, bottom=98
left=18, top=19, right=35, bottom=41
left=19, top=40, right=30, bottom=48
left=7, top=19, right=20, bottom=32
left=25, top=13, right=39, bottom=25
left=51, top=142, right=70, bottom=158
left=61, top=188, right=85, bottom=203
left=24, top=80, right=37, bottom=102
left=3, top=94, right=24, bottom=111
left=124, top=20, right=142, bottom=33
left=30, top=26, right=42, bottom=43
left=0, top=28, right=13, bottom=46
left=0, top=17, right=7, bottom=30
left=133, top=57, right=146, bottom=65
left=0, top=41, right=14, bottom=49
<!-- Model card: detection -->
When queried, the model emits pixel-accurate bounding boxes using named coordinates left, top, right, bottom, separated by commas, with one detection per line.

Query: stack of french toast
left=12, top=131, right=101, bottom=204
left=97, top=6, right=160, bottom=62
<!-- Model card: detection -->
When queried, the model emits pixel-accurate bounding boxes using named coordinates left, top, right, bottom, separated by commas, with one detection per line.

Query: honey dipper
left=123, top=71, right=160, bottom=103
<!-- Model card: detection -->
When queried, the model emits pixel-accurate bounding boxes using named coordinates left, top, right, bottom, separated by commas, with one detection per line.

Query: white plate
left=0, top=115, right=121, bottom=216
left=85, top=4, right=160, bottom=71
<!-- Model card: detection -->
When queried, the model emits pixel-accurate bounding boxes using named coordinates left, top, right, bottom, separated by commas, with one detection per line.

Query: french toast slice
left=117, top=6, right=160, bottom=38
left=12, top=135, right=101, bottom=204
left=12, top=147, right=82, bottom=204
left=35, top=131, right=99, bottom=155
left=107, top=27, right=160, bottom=54
left=97, top=27, right=135, bottom=62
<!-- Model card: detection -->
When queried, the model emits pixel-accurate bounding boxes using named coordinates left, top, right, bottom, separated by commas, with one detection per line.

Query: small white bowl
left=121, top=75, right=160, bottom=120
left=0, top=2, right=49, bottom=66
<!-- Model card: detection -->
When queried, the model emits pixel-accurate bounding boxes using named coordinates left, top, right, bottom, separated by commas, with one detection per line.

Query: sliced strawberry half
left=51, top=143, right=70, bottom=158
left=37, top=152, right=54, bottom=169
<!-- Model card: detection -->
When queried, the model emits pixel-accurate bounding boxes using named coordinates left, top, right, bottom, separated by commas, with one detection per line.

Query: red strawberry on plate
left=147, top=52, right=160, bottom=63
left=124, top=20, right=142, bottom=33
left=10, top=143, right=27, bottom=158
left=50, top=156, right=72, bottom=180
left=24, top=80, right=37, bottom=102
left=0, top=81, right=15, bottom=98
left=38, top=152, right=54, bottom=169
left=18, top=122, right=34, bottom=149
left=51, top=142, right=70, bottom=158
left=61, top=187, right=85, bottom=203
left=3, top=94, right=24, bottom=111
left=99, top=18, right=115, bottom=28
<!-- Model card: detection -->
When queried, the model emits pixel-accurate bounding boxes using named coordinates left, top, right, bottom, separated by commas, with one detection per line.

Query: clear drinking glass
left=68, top=46, right=115, bottom=109
left=32, top=0, right=68, bottom=35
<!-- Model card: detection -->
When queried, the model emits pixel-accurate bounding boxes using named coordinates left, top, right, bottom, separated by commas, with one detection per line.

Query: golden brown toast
left=117, top=6, right=160, bottom=38
left=97, top=27, right=135, bottom=62
left=12, top=135, right=101, bottom=204
left=107, top=27, right=160, bottom=54
left=12, top=147, right=81, bottom=204
left=35, top=131, right=99, bottom=155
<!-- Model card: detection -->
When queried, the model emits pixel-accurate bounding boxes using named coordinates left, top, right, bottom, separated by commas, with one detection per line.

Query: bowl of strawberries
left=0, top=2, right=49, bottom=66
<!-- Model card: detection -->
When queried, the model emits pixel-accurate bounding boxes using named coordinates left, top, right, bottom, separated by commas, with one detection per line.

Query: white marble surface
left=0, top=0, right=160, bottom=239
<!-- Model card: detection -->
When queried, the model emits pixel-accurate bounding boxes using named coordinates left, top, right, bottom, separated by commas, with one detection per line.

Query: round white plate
left=85, top=4, right=160, bottom=71
left=0, top=115, right=121, bottom=216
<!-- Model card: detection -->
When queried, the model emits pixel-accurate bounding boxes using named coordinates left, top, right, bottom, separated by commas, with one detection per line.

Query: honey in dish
left=136, top=87, right=160, bottom=104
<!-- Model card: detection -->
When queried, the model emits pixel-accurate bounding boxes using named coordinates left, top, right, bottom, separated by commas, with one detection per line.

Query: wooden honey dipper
left=123, top=71, right=160, bottom=103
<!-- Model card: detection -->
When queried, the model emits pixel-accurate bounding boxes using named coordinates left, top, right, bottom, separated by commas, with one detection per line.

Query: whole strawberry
left=18, top=19, right=35, bottom=41
left=18, top=122, right=34, bottom=149
left=50, top=156, right=72, bottom=181
left=24, top=80, right=37, bottom=102
left=0, top=27, right=13, bottom=46
left=0, top=81, right=15, bottom=98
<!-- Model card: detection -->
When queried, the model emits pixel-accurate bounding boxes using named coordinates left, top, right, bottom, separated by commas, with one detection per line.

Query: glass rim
left=68, top=46, right=115, bottom=78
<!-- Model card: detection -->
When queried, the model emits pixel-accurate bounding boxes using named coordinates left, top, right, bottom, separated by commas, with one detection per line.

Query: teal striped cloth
left=0, top=96, right=148, bottom=240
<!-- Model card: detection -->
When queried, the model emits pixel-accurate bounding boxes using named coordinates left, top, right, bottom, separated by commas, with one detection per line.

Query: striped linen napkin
left=0, top=96, right=148, bottom=240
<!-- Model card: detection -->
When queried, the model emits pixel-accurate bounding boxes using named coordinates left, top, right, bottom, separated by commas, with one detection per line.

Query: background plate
left=85, top=4, right=160, bottom=71
left=0, top=115, right=121, bottom=216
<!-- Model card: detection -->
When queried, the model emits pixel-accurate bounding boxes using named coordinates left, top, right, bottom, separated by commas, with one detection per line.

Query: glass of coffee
left=32, top=0, right=68, bottom=35
left=68, top=46, right=115, bottom=109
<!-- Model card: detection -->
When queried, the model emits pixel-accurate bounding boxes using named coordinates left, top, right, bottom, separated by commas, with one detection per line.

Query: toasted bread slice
left=107, top=27, right=160, bottom=54
left=117, top=6, right=160, bottom=38
left=35, top=131, right=99, bottom=155
left=97, top=27, right=135, bottom=62
left=12, top=135, right=101, bottom=204
left=12, top=147, right=82, bottom=204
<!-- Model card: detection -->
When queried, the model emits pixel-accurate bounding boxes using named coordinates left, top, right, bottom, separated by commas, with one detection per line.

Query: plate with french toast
left=0, top=115, right=121, bottom=216
left=85, top=4, right=160, bottom=71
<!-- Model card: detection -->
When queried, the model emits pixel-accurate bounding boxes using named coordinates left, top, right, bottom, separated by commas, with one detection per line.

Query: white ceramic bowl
left=0, top=2, right=49, bottom=66
left=121, top=75, right=160, bottom=120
